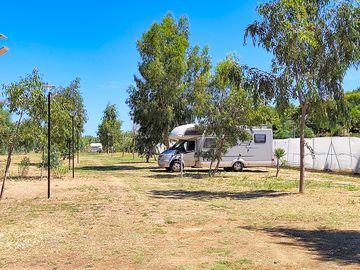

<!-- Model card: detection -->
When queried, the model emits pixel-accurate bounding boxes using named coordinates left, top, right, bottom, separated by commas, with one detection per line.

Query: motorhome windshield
left=170, top=140, right=195, bottom=152
left=170, top=141, right=185, bottom=150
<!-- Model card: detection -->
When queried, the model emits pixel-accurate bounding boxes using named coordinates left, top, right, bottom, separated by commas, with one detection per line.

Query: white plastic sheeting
left=274, top=137, right=360, bottom=173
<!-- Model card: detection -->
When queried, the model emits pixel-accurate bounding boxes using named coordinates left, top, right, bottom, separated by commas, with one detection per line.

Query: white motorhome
left=158, top=124, right=273, bottom=172
left=89, top=143, right=103, bottom=153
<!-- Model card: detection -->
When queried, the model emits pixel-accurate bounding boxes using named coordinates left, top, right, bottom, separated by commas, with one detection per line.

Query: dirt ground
left=0, top=153, right=359, bottom=270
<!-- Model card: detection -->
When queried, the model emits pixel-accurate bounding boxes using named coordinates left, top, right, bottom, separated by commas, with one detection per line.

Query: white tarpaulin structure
left=274, top=137, right=360, bottom=173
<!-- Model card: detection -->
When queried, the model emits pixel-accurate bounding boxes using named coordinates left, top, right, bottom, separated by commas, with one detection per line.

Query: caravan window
left=185, top=141, right=196, bottom=152
left=254, top=134, right=266, bottom=143
left=203, top=138, right=216, bottom=148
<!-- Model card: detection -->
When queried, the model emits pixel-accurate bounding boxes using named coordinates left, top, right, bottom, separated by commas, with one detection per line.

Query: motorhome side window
left=254, top=134, right=266, bottom=143
left=203, top=138, right=216, bottom=148
left=185, top=141, right=195, bottom=152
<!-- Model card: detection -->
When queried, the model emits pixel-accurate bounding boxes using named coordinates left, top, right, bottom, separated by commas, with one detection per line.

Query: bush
left=18, top=156, right=31, bottom=178
left=44, top=148, right=61, bottom=169
left=52, top=166, right=69, bottom=179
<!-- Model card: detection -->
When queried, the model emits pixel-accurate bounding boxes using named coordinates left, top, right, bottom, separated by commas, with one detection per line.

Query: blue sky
left=0, top=0, right=359, bottom=135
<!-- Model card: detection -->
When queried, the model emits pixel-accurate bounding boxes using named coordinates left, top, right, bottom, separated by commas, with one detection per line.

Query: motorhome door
left=181, top=141, right=196, bottom=167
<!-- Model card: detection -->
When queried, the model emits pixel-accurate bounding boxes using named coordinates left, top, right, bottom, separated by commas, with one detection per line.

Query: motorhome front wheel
left=232, top=162, right=243, bottom=172
left=170, top=161, right=182, bottom=172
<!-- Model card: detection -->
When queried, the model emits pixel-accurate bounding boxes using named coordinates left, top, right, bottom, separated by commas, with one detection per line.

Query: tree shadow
left=8, top=176, right=43, bottom=181
left=149, top=189, right=291, bottom=200
left=243, top=169, right=269, bottom=173
left=241, top=226, right=360, bottom=265
left=147, top=173, right=217, bottom=179
left=79, top=165, right=158, bottom=171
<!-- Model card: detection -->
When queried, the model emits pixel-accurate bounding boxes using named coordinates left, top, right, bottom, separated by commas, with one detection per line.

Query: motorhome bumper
left=158, top=160, right=171, bottom=168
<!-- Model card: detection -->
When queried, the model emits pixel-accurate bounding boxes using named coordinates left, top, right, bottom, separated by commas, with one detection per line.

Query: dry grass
left=0, top=152, right=359, bottom=270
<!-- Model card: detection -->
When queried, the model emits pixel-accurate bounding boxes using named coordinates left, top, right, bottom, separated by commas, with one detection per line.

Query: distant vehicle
left=158, top=124, right=273, bottom=172
left=89, top=143, right=103, bottom=153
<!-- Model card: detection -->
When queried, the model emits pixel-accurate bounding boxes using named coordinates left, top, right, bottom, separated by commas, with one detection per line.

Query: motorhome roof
left=169, top=124, right=272, bottom=141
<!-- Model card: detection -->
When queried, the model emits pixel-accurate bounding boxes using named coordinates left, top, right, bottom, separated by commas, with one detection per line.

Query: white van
left=158, top=124, right=273, bottom=172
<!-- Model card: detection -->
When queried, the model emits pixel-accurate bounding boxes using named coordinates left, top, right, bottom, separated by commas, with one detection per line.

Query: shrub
left=52, top=166, right=69, bottom=179
left=18, top=156, right=31, bottom=178
left=44, top=148, right=61, bottom=169
left=274, top=148, right=286, bottom=177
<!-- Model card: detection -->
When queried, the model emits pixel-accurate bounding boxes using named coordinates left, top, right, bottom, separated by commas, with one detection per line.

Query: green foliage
left=127, top=13, right=211, bottom=154
left=346, top=89, right=360, bottom=133
left=196, top=56, right=269, bottom=175
left=245, top=0, right=360, bottom=191
left=52, top=165, right=69, bottom=179
left=97, top=103, right=122, bottom=152
left=274, top=148, right=285, bottom=159
left=0, top=103, right=11, bottom=154
left=18, top=156, right=30, bottom=178
left=50, top=78, right=87, bottom=157
left=115, top=131, right=134, bottom=153
left=80, top=135, right=99, bottom=151
left=44, top=147, right=62, bottom=169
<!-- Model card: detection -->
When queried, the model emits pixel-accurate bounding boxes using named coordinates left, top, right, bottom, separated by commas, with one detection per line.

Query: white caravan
left=158, top=124, right=273, bottom=172
left=89, top=143, right=103, bottom=153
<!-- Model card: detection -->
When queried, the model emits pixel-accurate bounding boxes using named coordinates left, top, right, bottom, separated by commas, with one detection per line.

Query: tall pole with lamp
left=0, top=33, right=9, bottom=56
left=70, top=112, right=75, bottom=178
left=45, top=85, right=55, bottom=199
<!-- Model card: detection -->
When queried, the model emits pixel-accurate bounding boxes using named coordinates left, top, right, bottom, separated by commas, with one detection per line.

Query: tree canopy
left=127, top=13, right=211, bottom=155
left=97, top=103, right=122, bottom=153
left=245, top=0, right=360, bottom=192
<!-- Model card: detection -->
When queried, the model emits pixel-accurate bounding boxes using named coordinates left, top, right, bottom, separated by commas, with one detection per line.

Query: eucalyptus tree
left=127, top=14, right=211, bottom=154
left=0, top=69, right=46, bottom=199
left=245, top=0, right=360, bottom=192
left=97, top=103, right=122, bottom=153
left=0, top=103, right=11, bottom=154
left=51, top=78, right=87, bottom=158
left=196, top=56, right=271, bottom=176
left=346, top=88, right=360, bottom=133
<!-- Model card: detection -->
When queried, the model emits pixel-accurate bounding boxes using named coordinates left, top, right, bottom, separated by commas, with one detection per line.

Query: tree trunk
left=299, top=102, right=306, bottom=193
left=0, top=146, right=14, bottom=199
left=40, top=146, right=45, bottom=180
left=210, top=138, right=225, bottom=177
left=276, top=159, right=280, bottom=177
left=0, top=112, right=23, bottom=200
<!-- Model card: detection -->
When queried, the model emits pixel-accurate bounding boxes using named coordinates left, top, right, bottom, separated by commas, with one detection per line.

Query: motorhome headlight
left=159, top=154, right=173, bottom=161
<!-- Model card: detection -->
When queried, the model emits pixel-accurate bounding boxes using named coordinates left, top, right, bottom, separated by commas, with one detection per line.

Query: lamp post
left=45, top=85, right=55, bottom=199
left=70, top=112, right=75, bottom=178
left=0, top=33, right=9, bottom=56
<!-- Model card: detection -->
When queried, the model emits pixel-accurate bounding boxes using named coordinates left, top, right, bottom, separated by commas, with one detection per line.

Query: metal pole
left=72, top=116, right=75, bottom=178
left=68, top=140, right=71, bottom=170
left=47, top=92, right=51, bottom=198
left=77, top=131, right=80, bottom=164
left=180, top=153, right=183, bottom=178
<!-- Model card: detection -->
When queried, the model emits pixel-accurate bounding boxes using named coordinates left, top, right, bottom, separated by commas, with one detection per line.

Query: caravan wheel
left=232, top=162, right=243, bottom=172
left=170, top=161, right=182, bottom=172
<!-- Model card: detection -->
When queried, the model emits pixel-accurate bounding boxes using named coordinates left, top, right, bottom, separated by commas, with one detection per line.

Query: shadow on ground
left=79, top=165, right=158, bottom=171
left=149, top=189, right=291, bottom=200
left=148, top=168, right=269, bottom=179
left=147, top=168, right=229, bottom=179
left=242, top=226, right=360, bottom=265
left=8, top=176, right=44, bottom=181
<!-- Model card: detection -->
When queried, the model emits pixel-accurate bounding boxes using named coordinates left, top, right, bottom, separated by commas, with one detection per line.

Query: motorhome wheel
left=232, top=162, right=243, bottom=172
left=170, top=161, right=182, bottom=172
